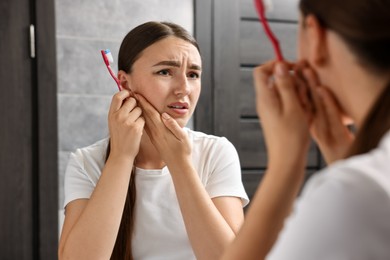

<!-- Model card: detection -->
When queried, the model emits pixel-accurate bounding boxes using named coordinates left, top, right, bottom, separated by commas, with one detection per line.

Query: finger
left=135, top=94, right=160, bottom=120
left=114, top=98, right=138, bottom=123
left=303, top=68, right=328, bottom=130
left=135, top=116, right=145, bottom=129
left=293, top=63, right=313, bottom=120
left=252, top=60, right=276, bottom=95
left=303, top=67, right=322, bottom=112
left=161, top=113, right=186, bottom=141
left=109, top=90, right=131, bottom=115
left=120, top=97, right=137, bottom=114
left=293, top=66, right=309, bottom=108
left=125, top=107, right=143, bottom=123
left=252, top=63, right=281, bottom=117
left=273, top=62, right=301, bottom=111
left=135, top=94, right=164, bottom=134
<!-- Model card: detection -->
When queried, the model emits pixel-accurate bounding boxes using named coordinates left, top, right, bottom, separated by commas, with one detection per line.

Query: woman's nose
left=173, top=75, right=191, bottom=97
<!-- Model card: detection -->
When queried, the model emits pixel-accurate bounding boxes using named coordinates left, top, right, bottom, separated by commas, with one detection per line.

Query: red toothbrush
left=101, top=49, right=122, bottom=91
left=254, top=0, right=284, bottom=61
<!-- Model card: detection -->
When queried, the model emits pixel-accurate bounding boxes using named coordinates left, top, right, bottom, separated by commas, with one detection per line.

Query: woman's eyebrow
left=152, top=60, right=202, bottom=71
left=153, top=60, right=181, bottom=67
left=190, top=64, right=202, bottom=71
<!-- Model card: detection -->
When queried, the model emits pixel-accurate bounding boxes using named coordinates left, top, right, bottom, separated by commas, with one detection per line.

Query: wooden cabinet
left=0, top=0, right=58, bottom=258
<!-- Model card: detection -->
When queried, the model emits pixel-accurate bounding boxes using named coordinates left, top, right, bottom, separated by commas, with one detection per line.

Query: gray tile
left=241, top=0, right=300, bottom=21
left=58, top=94, right=111, bottom=152
left=56, top=0, right=194, bottom=40
left=57, top=38, right=121, bottom=95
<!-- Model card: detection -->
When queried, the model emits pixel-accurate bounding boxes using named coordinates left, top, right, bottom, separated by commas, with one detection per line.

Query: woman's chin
left=174, top=118, right=189, bottom=128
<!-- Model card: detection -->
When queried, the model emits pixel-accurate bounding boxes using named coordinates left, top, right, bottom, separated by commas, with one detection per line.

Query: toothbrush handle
left=107, top=65, right=122, bottom=91
left=254, top=0, right=284, bottom=61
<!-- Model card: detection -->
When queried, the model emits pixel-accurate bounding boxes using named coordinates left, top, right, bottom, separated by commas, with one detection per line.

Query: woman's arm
left=169, top=161, right=244, bottom=260
left=59, top=91, right=144, bottom=260
left=59, top=157, right=134, bottom=260
left=221, top=61, right=311, bottom=260
left=137, top=94, right=245, bottom=260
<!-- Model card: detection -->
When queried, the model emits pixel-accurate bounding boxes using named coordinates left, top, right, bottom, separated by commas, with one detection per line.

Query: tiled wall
left=56, top=0, right=194, bottom=223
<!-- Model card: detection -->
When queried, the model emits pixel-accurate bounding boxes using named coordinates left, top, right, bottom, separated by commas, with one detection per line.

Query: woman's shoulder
left=185, top=128, right=240, bottom=168
left=185, top=128, right=232, bottom=147
left=301, top=130, right=390, bottom=205
left=302, top=135, right=390, bottom=217
left=72, top=138, right=110, bottom=157
left=270, top=161, right=390, bottom=260
left=68, top=137, right=109, bottom=173
left=325, top=129, right=390, bottom=194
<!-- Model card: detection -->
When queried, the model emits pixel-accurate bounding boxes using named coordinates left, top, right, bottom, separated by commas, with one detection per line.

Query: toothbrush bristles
left=264, top=0, right=273, bottom=12
left=105, top=49, right=114, bottom=63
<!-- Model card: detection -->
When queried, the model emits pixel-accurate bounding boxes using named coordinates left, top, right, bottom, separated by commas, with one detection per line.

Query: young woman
left=222, top=0, right=390, bottom=259
left=58, top=21, right=248, bottom=260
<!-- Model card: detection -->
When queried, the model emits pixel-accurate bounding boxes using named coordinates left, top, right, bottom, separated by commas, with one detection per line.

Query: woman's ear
left=305, top=14, right=328, bottom=66
left=117, top=70, right=132, bottom=91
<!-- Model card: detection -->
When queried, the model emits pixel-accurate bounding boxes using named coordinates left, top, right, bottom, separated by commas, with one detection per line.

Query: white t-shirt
left=63, top=128, right=249, bottom=260
left=268, top=130, right=390, bottom=260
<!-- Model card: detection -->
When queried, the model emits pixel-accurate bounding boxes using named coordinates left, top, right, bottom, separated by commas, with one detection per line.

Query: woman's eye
left=157, top=69, right=170, bottom=76
left=188, top=72, right=200, bottom=79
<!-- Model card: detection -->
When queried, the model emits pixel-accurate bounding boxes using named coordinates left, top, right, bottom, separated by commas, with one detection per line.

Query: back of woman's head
left=118, top=21, right=199, bottom=73
left=300, top=0, right=390, bottom=73
left=299, top=0, right=390, bottom=156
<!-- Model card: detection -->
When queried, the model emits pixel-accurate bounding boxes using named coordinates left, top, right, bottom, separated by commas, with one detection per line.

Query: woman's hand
left=108, top=90, right=145, bottom=160
left=135, top=94, right=192, bottom=167
left=297, top=63, right=355, bottom=164
left=253, top=61, right=311, bottom=168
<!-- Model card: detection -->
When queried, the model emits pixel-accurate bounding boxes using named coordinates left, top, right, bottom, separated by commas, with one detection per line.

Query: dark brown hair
left=299, top=0, right=390, bottom=157
left=107, top=21, right=199, bottom=260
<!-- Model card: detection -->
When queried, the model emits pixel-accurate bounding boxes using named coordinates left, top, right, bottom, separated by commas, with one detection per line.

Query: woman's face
left=126, top=36, right=202, bottom=128
left=297, top=15, right=308, bottom=61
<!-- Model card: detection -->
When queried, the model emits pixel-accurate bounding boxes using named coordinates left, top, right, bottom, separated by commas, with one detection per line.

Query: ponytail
left=106, top=140, right=136, bottom=260
left=347, top=81, right=390, bottom=157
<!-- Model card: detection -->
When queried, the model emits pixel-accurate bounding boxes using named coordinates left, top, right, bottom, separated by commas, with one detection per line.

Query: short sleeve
left=205, top=137, right=249, bottom=207
left=267, top=171, right=390, bottom=260
left=63, top=151, right=96, bottom=208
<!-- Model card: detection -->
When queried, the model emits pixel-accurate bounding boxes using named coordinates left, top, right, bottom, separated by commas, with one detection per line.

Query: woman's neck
left=135, top=132, right=165, bottom=169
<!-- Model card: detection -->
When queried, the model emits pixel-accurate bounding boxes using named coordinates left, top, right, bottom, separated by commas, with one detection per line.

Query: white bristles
left=105, top=49, right=114, bottom=63
left=264, top=0, right=273, bottom=12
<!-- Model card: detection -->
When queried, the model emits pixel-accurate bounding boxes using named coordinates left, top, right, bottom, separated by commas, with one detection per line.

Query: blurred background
left=1, top=0, right=325, bottom=259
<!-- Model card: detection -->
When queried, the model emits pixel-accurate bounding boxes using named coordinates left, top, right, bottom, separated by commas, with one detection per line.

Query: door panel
left=0, top=0, right=34, bottom=258
left=239, top=120, right=319, bottom=168
left=242, top=170, right=265, bottom=201
left=240, top=20, right=298, bottom=65
left=195, top=0, right=323, bottom=201
left=0, top=0, right=58, bottom=258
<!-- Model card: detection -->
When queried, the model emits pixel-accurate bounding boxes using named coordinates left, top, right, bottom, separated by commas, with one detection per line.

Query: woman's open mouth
left=167, top=102, right=189, bottom=115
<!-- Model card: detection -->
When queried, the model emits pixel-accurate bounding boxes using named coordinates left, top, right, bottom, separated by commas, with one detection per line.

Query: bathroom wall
left=56, top=0, right=194, bottom=230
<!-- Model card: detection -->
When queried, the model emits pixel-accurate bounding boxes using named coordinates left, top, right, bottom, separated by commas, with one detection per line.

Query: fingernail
left=275, top=63, right=287, bottom=78
left=162, top=113, right=170, bottom=120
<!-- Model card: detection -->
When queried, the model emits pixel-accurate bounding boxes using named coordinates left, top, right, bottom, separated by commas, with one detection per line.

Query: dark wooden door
left=0, top=0, right=58, bottom=258
left=195, top=0, right=323, bottom=201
